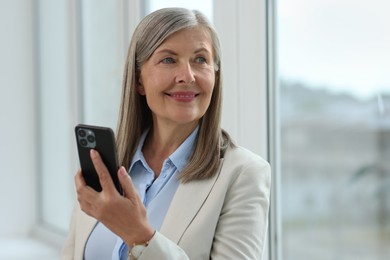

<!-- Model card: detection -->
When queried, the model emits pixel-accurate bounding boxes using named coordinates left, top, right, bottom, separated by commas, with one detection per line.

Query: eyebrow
left=155, top=47, right=212, bottom=56
left=155, top=49, right=177, bottom=56
left=194, top=47, right=212, bottom=54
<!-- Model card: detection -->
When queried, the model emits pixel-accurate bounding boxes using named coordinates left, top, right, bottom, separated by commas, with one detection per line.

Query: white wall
left=0, top=0, right=37, bottom=236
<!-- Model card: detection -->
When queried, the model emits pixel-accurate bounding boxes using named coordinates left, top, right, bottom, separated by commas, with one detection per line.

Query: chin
left=173, top=115, right=201, bottom=126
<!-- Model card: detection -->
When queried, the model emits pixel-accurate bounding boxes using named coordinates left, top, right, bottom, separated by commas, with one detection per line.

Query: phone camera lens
left=87, top=135, right=95, bottom=143
left=79, top=129, right=86, bottom=137
left=80, top=139, right=88, bottom=146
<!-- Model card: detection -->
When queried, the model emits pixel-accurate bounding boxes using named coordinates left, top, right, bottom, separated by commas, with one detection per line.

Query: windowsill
left=0, top=236, right=60, bottom=260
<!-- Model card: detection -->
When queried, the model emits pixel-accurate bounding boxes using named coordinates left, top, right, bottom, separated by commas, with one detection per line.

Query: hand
left=75, top=149, right=155, bottom=245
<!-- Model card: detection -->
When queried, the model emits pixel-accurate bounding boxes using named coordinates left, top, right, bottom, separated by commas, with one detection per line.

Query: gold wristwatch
left=128, top=231, right=156, bottom=260
left=128, top=243, right=147, bottom=260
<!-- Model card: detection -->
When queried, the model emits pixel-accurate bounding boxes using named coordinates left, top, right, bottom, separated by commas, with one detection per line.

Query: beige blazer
left=61, top=146, right=271, bottom=260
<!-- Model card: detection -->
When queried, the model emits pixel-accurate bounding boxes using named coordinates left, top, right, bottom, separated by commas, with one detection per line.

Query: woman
left=62, top=7, right=271, bottom=260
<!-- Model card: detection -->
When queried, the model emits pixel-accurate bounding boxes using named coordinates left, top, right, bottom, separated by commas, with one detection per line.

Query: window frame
left=265, top=0, right=282, bottom=259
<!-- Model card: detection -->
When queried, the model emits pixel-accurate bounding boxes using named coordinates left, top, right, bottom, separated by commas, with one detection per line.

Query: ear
left=137, top=80, right=146, bottom=95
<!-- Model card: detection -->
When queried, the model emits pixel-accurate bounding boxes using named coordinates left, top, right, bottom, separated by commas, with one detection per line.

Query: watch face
left=131, top=245, right=146, bottom=258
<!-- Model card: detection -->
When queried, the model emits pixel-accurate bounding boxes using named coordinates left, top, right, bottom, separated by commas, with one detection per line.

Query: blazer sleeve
left=210, top=157, right=271, bottom=259
left=139, top=231, right=189, bottom=259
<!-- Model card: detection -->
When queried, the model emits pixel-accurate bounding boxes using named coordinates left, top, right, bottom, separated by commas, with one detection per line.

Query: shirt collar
left=129, top=129, right=150, bottom=171
left=129, top=126, right=199, bottom=173
left=169, top=126, right=199, bottom=173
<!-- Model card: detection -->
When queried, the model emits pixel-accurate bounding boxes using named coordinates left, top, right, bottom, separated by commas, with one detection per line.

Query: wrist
left=126, top=226, right=155, bottom=246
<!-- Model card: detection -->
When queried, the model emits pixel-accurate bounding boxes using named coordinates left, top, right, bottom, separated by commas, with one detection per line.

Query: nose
left=176, top=62, right=195, bottom=84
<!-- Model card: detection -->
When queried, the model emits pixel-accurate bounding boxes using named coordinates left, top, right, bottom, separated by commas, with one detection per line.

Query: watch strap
left=128, top=231, right=156, bottom=260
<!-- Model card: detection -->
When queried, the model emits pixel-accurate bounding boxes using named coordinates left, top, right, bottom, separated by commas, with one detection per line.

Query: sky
left=277, top=0, right=390, bottom=99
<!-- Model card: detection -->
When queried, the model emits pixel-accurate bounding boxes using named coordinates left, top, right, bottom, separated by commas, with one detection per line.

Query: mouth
left=165, top=92, right=199, bottom=102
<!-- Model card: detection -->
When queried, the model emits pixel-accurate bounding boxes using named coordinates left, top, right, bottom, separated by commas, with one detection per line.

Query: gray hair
left=133, top=7, right=220, bottom=71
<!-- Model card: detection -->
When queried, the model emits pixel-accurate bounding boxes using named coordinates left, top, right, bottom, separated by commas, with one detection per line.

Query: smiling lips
left=166, top=91, right=198, bottom=102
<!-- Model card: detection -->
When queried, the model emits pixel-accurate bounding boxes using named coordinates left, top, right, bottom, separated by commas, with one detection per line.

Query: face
left=138, top=26, right=215, bottom=129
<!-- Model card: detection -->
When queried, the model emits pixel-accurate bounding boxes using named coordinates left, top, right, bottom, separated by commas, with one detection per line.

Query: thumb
left=118, top=167, right=139, bottom=200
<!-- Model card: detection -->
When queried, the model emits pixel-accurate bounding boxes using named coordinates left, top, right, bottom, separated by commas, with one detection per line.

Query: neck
left=144, top=122, right=197, bottom=157
left=142, top=121, right=198, bottom=176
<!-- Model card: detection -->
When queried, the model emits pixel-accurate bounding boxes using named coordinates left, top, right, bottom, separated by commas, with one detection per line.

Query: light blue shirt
left=84, top=127, right=198, bottom=260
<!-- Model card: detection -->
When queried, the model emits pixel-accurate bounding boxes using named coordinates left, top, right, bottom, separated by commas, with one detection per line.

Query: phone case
left=75, top=124, right=122, bottom=193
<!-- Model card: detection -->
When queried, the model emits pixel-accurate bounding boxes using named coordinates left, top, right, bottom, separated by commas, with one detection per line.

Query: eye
left=195, top=57, right=207, bottom=64
left=161, top=57, right=175, bottom=64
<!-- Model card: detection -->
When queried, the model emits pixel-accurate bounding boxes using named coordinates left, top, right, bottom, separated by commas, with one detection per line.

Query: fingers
left=118, top=167, right=140, bottom=202
left=74, top=169, right=86, bottom=187
left=74, top=169, right=98, bottom=212
left=90, top=149, right=115, bottom=193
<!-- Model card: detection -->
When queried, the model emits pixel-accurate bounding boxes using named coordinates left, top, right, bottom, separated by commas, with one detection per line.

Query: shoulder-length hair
left=116, top=7, right=233, bottom=183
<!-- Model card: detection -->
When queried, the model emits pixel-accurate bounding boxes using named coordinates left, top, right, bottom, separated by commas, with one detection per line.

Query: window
left=146, top=0, right=213, bottom=20
left=37, top=0, right=130, bottom=233
left=37, top=0, right=77, bottom=232
left=277, top=0, right=390, bottom=259
left=79, top=0, right=127, bottom=128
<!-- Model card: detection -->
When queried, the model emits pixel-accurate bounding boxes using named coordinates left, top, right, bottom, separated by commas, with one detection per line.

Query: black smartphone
left=75, top=124, right=122, bottom=193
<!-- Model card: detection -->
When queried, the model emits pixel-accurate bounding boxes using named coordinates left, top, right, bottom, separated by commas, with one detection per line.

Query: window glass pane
left=81, top=0, right=124, bottom=129
left=38, top=0, right=126, bottom=232
left=146, top=0, right=213, bottom=21
left=278, top=0, right=390, bottom=259
left=38, top=0, right=74, bottom=232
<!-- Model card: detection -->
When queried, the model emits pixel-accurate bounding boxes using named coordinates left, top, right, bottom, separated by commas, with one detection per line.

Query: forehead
left=157, top=26, right=213, bottom=52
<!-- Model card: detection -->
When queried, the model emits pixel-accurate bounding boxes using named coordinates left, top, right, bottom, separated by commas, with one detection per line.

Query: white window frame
left=214, top=1, right=277, bottom=260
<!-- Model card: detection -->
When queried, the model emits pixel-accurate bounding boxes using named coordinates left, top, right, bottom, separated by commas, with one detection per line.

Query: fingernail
left=119, top=166, right=127, bottom=176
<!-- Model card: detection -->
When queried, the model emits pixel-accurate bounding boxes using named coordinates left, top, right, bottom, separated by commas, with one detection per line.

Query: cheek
left=198, top=68, right=215, bottom=88
left=145, top=71, right=172, bottom=90
left=205, top=76, right=216, bottom=96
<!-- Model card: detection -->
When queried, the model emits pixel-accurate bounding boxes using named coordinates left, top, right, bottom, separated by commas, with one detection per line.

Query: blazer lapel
left=160, top=158, right=224, bottom=243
